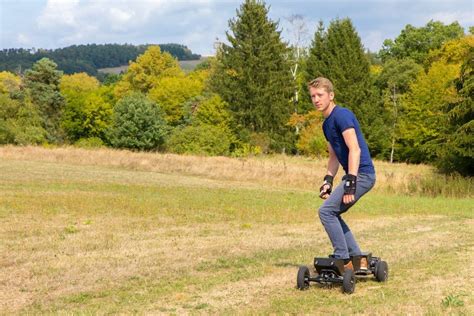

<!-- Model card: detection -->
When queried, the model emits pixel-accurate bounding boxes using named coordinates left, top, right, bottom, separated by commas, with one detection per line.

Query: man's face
left=309, top=87, right=334, bottom=112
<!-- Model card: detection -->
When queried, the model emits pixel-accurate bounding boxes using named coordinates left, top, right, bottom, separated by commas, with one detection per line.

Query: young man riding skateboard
left=308, top=77, right=376, bottom=271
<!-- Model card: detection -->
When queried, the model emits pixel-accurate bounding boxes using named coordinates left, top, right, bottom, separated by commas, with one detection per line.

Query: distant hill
left=98, top=58, right=210, bottom=75
left=0, top=43, right=201, bottom=77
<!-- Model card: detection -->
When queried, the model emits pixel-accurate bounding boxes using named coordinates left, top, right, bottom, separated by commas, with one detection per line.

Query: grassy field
left=1, top=146, right=473, bottom=314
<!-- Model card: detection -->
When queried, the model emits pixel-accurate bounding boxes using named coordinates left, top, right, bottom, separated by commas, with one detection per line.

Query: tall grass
left=0, top=145, right=471, bottom=197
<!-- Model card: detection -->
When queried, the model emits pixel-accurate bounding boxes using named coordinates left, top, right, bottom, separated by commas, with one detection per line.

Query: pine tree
left=306, top=18, right=386, bottom=156
left=433, top=48, right=473, bottom=175
left=24, top=58, right=65, bottom=143
left=303, top=20, right=326, bottom=110
left=325, top=19, right=372, bottom=119
left=306, top=21, right=326, bottom=82
left=211, top=0, right=294, bottom=152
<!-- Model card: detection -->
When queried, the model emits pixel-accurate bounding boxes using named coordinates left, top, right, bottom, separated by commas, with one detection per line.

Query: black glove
left=342, top=174, right=357, bottom=195
left=319, top=175, right=334, bottom=198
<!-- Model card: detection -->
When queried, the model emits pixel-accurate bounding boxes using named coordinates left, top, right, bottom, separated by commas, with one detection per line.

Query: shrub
left=230, top=142, right=262, bottom=157
left=166, top=124, right=232, bottom=156
left=0, top=94, right=47, bottom=145
left=109, top=93, right=168, bottom=151
left=75, top=137, right=105, bottom=148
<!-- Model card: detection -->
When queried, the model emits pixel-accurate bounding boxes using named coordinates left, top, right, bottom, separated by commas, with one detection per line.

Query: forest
left=0, top=43, right=201, bottom=76
left=0, top=0, right=472, bottom=176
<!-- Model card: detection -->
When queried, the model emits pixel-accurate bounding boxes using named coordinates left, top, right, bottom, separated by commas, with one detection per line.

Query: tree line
left=0, top=43, right=201, bottom=77
left=0, top=0, right=472, bottom=176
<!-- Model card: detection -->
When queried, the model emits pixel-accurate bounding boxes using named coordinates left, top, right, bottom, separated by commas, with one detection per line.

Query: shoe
left=344, top=260, right=354, bottom=271
left=360, top=257, right=368, bottom=270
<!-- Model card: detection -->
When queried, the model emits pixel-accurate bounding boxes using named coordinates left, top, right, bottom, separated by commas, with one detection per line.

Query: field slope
left=0, top=146, right=472, bottom=314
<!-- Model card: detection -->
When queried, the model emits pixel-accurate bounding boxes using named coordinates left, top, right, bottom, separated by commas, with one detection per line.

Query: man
left=308, top=77, right=376, bottom=271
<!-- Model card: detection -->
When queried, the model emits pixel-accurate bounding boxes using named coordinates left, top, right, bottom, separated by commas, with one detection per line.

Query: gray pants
left=318, top=173, right=376, bottom=259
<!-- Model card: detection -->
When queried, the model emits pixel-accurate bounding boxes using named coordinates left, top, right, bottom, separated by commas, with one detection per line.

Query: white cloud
left=37, top=0, right=80, bottom=29
left=4, top=0, right=470, bottom=54
left=430, top=11, right=474, bottom=25
left=109, top=8, right=134, bottom=24
left=17, top=33, right=32, bottom=45
left=33, top=0, right=221, bottom=49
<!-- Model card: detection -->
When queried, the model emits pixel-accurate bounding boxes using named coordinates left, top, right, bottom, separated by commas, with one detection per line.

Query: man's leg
left=338, top=215, right=361, bottom=256
left=319, top=173, right=376, bottom=259
left=319, top=182, right=349, bottom=259
left=337, top=173, right=376, bottom=256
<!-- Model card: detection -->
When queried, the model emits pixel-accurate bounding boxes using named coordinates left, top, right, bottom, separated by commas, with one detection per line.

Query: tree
left=306, top=18, right=385, bottom=156
left=60, top=73, right=100, bottom=95
left=165, top=94, right=236, bottom=156
left=81, top=92, right=113, bottom=140
left=194, top=94, right=232, bottom=129
left=0, top=43, right=200, bottom=75
left=0, top=94, right=47, bottom=145
left=211, top=0, right=294, bottom=152
left=380, top=20, right=464, bottom=64
left=307, top=18, right=372, bottom=119
left=376, top=58, right=422, bottom=162
left=0, top=71, right=21, bottom=95
left=60, top=73, right=110, bottom=142
left=109, top=93, right=168, bottom=151
left=301, top=20, right=327, bottom=114
left=288, top=110, right=326, bottom=157
left=426, top=35, right=474, bottom=66
left=398, top=60, right=459, bottom=163
left=432, top=47, right=473, bottom=175
left=306, top=20, right=327, bottom=82
left=397, top=35, right=472, bottom=164
left=148, top=70, right=207, bottom=126
left=114, top=46, right=183, bottom=98
left=285, top=14, right=312, bottom=115
left=23, top=58, right=65, bottom=143
left=62, top=89, right=113, bottom=142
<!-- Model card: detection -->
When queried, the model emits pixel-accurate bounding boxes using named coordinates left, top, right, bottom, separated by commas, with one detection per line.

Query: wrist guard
left=319, top=175, right=334, bottom=197
left=342, top=174, right=357, bottom=195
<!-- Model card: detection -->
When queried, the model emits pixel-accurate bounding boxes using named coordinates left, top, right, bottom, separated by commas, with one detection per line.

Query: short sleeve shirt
left=322, top=105, right=375, bottom=174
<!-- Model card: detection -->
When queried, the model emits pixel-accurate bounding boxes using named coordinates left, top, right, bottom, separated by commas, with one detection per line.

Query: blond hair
left=308, top=77, right=334, bottom=93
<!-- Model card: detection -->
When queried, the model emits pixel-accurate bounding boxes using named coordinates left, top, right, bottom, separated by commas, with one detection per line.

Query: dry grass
left=0, top=146, right=473, bottom=314
left=0, top=145, right=438, bottom=193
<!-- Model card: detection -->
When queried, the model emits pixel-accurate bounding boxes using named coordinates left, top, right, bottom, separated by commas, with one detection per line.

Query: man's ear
left=329, top=92, right=334, bottom=101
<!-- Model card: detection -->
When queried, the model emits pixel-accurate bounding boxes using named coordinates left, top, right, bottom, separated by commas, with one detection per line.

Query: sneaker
left=344, top=260, right=354, bottom=271
left=360, top=257, right=368, bottom=270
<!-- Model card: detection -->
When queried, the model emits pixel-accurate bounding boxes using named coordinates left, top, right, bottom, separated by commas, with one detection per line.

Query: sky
left=1, top=0, right=473, bottom=56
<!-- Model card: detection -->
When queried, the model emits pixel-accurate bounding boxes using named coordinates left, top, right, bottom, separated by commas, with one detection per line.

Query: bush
left=75, top=137, right=105, bottom=148
left=166, top=124, right=232, bottom=156
left=296, top=122, right=327, bottom=157
left=0, top=94, right=47, bottom=145
left=230, top=142, right=262, bottom=157
left=109, top=93, right=168, bottom=151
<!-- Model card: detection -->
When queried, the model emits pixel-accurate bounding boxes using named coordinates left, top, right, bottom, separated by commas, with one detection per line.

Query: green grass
left=0, top=154, right=472, bottom=314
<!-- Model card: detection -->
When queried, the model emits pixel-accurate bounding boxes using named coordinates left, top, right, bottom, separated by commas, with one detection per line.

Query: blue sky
left=1, top=0, right=472, bottom=55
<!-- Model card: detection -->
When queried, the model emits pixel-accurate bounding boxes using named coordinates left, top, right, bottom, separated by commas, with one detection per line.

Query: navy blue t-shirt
left=322, top=106, right=375, bottom=174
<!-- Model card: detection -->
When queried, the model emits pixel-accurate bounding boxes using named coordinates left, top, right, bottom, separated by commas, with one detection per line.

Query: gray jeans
left=318, top=173, right=376, bottom=259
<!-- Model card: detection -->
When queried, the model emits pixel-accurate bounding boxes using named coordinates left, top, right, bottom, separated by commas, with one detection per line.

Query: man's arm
left=327, top=143, right=339, bottom=177
left=320, top=143, right=339, bottom=199
left=342, top=128, right=361, bottom=204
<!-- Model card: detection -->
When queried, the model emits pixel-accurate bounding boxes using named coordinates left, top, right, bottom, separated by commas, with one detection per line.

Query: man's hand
left=343, top=194, right=355, bottom=204
left=342, top=174, right=357, bottom=204
left=319, top=175, right=334, bottom=199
